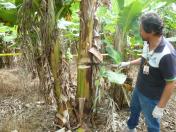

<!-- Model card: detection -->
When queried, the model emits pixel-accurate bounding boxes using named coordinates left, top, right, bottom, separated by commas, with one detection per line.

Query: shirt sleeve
left=159, top=54, right=176, bottom=81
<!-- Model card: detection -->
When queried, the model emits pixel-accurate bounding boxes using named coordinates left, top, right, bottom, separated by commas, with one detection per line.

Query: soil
left=0, top=68, right=176, bottom=132
left=0, top=68, right=56, bottom=132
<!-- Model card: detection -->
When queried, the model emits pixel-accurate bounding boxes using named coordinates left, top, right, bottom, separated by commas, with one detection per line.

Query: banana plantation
left=0, top=0, right=176, bottom=132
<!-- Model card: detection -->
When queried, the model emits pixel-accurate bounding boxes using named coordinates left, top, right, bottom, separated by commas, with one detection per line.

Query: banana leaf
left=0, top=2, right=17, bottom=25
left=105, top=70, right=127, bottom=85
left=118, top=0, right=143, bottom=37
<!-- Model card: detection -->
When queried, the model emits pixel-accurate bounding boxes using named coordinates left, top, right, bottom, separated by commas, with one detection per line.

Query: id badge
left=143, top=65, right=149, bottom=75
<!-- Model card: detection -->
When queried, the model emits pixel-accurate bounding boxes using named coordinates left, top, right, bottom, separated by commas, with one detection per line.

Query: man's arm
left=153, top=54, right=176, bottom=118
left=130, top=58, right=141, bottom=65
left=152, top=80, right=176, bottom=118
left=120, top=58, right=141, bottom=68
left=158, top=80, right=176, bottom=108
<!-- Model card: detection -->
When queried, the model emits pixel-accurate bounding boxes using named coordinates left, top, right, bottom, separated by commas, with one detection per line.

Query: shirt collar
left=153, top=36, right=165, bottom=53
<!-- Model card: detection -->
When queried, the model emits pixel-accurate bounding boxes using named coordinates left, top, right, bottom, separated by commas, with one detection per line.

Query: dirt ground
left=0, top=68, right=176, bottom=132
left=0, top=68, right=56, bottom=132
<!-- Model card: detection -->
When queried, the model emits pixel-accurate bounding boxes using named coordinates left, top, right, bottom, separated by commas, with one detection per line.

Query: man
left=122, top=13, right=176, bottom=132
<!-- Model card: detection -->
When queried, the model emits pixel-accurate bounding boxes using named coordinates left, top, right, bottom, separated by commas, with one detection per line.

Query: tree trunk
left=77, top=0, right=96, bottom=123
left=114, top=26, right=127, bottom=57
left=18, top=0, right=76, bottom=128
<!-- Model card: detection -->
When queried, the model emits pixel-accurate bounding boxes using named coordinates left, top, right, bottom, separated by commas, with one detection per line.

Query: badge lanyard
left=142, top=37, right=162, bottom=75
left=143, top=49, right=154, bottom=75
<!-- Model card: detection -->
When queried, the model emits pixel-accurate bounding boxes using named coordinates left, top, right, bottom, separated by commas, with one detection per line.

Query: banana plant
left=114, top=0, right=144, bottom=56
left=0, top=0, right=23, bottom=25
left=115, top=0, right=176, bottom=56
left=77, top=0, right=97, bottom=124
left=0, top=1, right=17, bottom=25
left=18, top=0, right=79, bottom=129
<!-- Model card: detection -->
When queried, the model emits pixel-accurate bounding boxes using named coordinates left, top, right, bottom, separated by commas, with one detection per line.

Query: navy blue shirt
left=136, top=37, right=176, bottom=100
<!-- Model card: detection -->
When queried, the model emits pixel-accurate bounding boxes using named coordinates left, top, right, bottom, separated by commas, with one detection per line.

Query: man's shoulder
left=159, top=37, right=176, bottom=57
left=151, top=39, right=175, bottom=68
left=163, top=37, right=176, bottom=53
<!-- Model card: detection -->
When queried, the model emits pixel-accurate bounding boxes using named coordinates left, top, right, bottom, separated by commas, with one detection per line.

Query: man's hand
left=119, top=62, right=130, bottom=68
left=152, top=105, right=164, bottom=118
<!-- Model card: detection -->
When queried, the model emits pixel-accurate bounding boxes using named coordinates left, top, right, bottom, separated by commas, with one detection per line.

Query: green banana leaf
left=105, top=44, right=122, bottom=64
left=0, top=2, right=17, bottom=25
left=0, top=24, right=17, bottom=43
left=105, top=70, right=127, bottom=85
left=118, top=0, right=143, bottom=37
left=117, top=0, right=124, bottom=9
left=3, top=33, right=16, bottom=42
left=15, top=0, right=23, bottom=7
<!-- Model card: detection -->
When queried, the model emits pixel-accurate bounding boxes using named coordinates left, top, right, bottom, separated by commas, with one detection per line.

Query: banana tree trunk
left=19, top=0, right=76, bottom=128
left=114, top=26, right=127, bottom=57
left=40, top=0, right=77, bottom=128
left=77, top=0, right=96, bottom=122
left=35, top=0, right=55, bottom=103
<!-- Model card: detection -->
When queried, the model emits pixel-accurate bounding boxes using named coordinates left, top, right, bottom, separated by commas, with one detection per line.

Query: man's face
left=140, top=24, right=149, bottom=41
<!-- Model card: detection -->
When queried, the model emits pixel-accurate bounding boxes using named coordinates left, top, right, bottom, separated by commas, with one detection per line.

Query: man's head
left=140, top=12, right=163, bottom=41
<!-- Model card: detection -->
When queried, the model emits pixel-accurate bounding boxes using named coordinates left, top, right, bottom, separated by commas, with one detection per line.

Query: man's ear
left=151, top=31, right=156, bottom=36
